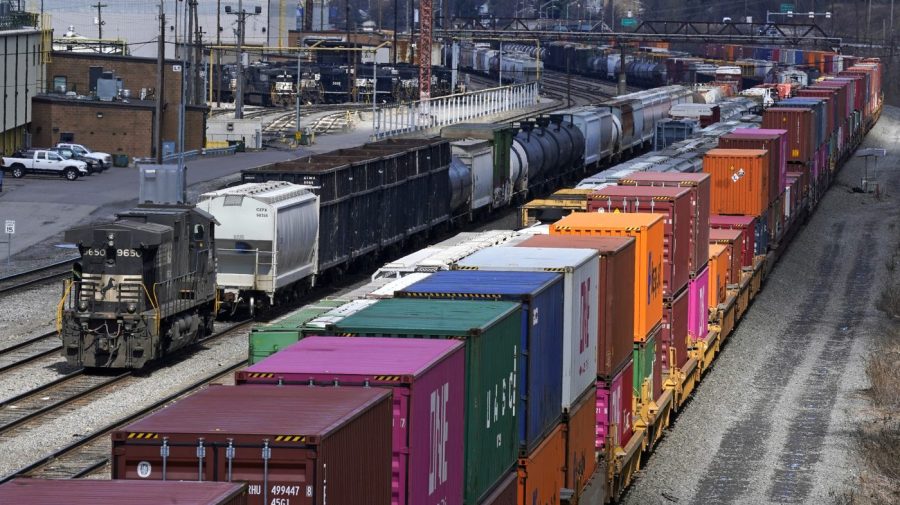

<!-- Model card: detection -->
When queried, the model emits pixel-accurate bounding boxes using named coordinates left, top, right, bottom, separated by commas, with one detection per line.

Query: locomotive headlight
left=78, top=301, right=89, bottom=312
left=126, top=303, right=137, bottom=314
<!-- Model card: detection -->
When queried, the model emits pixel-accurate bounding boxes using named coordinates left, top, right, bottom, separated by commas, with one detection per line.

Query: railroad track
left=0, top=258, right=77, bottom=295
left=0, top=321, right=252, bottom=482
left=0, top=331, right=62, bottom=375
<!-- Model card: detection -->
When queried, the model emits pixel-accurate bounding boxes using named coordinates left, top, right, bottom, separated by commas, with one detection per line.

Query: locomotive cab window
left=193, top=224, right=205, bottom=240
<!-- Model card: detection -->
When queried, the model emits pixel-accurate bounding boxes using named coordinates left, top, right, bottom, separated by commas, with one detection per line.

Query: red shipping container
left=236, top=337, right=466, bottom=505
left=709, top=228, right=744, bottom=285
left=617, top=172, right=711, bottom=276
left=112, top=386, right=393, bottom=505
left=762, top=108, right=816, bottom=162
left=588, top=185, right=693, bottom=298
left=709, top=215, right=756, bottom=268
left=596, top=359, right=633, bottom=451
left=517, top=235, right=635, bottom=378
left=719, top=132, right=783, bottom=207
left=0, top=480, right=247, bottom=505
left=660, top=285, right=689, bottom=375
left=565, top=385, right=597, bottom=494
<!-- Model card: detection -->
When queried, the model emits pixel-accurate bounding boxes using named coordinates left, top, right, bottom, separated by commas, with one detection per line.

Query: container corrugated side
left=661, top=287, right=689, bottom=375
left=617, top=172, right=711, bottom=277
left=596, top=359, right=634, bottom=450
left=708, top=244, right=729, bottom=309
left=236, top=337, right=466, bottom=505
left=688, top=265, right=710, bottom=342
left=516, top=422, right=565, bottom=505
left=394, top=270, right=564, bottom=452
left=247, top=300, right=346, bottom=364
left=718, top=132, right=784, bottom=207
left=550, top=212, right=664, bottom=342
left=477, top=473, right=516, bottom=505
left=702, top=148, right=770, bottom=217
left=709, top=228, right=744, bottom=284
left=762, top=107, right=815, bottom=162
left=112, top=386, right=392, bottom=505
left=709, top=215, right=756, bottom=267
left=331, top=298, right=522, bottom=505
left=566, top=385, right=598, bottom=494
left=0, top=480, right=247, bottom=505
left=633, top=330, right=662, bottom=403
left=512, top=235, right=635, bottom=379
left=455, top=247, right=599, bottom=411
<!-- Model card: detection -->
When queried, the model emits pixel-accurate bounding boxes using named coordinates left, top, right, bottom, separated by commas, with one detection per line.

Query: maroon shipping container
left=798, top=89, right=840, bottom=136
left=0, top=479, right=247, bottom=505
left=718, top=133, right=783, bottom=207
left=762, top=107, right=815, bottom=162
left=660, top=285, right=689, bottom=375
left=588, top=185, right=693, bottom=299
left=236, top=337, right=466, bottom=505
left=617, top=172, right=711, bottom=277
left=516, top=234, right=635, bottom=378
left=112, top=385, right=393, bottom=505
left=709, top=228, right=745, bottom=285
left=709, top=215, right=756, bottom=268
left=477, top=473, right=516, bottom=505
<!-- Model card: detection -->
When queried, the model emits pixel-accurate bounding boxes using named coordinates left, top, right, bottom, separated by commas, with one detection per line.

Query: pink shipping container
left=688, top=265, right=710, bottom=342
left=236, top=337, right=466, bottom=505
left=709, top=215, right=756, bottom=268
left=596, top=359, right=634, bottom=451
left=731, top=128, right=789, bottom=195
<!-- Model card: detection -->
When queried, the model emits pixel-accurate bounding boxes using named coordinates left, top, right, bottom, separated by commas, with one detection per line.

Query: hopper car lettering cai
left=56, top=43, right=881, bottom=505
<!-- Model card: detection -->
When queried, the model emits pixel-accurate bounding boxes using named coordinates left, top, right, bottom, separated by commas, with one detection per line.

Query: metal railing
left=142, top=145, right=237, bottom=165
left=372, top=81, right=540, bottom=139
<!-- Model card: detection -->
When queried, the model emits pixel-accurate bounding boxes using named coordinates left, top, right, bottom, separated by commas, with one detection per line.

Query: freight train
left=58, top=205, right=218, bottom=368
left=50, top=47, right=883, bottom=504
left=200, top=85, right=692, bottom=316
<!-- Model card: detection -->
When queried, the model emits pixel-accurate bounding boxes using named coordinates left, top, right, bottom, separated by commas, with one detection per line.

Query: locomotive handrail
left=56, top=279, right=73, bottom=335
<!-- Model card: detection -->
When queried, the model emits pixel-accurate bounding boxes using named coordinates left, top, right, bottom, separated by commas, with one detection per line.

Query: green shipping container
left=248, top=299, right=348, bottom=364
left=633, top=333, right=657, bottom=401
left=332, top=298, right=522, bottom=505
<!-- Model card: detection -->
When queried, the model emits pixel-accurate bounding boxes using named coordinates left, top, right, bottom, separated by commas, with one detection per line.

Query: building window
left=53, top=76, right=67, bottom=94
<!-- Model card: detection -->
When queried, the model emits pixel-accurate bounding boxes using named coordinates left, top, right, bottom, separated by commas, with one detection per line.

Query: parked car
left=51, top=147, right=102, bottom=174
left=1, top=149, right=89, bottom=180
left=55, top=143, right=112, bottom=169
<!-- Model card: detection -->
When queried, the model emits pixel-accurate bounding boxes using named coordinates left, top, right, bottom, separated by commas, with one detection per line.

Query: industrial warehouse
left=0, top=1, right=898, bottom=504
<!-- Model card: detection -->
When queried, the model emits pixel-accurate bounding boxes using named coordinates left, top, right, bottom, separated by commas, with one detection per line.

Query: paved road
left=619, top=106, right=900, bottom=505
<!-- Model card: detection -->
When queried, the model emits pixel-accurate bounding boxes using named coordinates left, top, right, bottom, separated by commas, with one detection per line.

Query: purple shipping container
left=732, top=128, right=789, bottom=195
left=236, top=337, right=466, bottom=505
left=688, top=265, right=710, bottom=342
left=596, top=359, right=633, bottom=451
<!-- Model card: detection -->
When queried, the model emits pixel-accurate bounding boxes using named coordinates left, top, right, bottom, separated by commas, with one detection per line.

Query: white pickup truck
left=1, top=150, right=90, bottom=180
left=56, top=143, right=112, bottom=169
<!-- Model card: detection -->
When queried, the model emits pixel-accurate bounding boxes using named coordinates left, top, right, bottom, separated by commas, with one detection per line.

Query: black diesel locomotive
left=59, top=205, right=218, bottom=369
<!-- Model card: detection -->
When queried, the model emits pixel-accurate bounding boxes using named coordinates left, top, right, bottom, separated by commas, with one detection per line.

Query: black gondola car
left=59, top=205, right=218, bottom=369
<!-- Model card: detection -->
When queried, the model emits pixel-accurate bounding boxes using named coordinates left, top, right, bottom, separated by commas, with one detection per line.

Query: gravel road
left=620, top=107, right=900, bottom=505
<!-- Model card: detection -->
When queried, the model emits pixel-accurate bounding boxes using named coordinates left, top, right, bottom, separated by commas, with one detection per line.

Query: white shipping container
left=455, top=247, right=599, bottom=409
left=198, top=182, right=319, bottom=300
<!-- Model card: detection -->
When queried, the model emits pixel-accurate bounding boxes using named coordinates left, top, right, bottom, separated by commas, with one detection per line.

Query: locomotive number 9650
left=85, top=248, right=142, bottom=258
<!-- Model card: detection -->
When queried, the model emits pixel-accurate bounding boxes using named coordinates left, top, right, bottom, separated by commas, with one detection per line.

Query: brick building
left=31, top=51, right=207, bottom=157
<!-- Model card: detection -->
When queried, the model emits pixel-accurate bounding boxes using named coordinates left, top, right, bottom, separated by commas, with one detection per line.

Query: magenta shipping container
left=236, top=337, right=466, bottom=505
left=596, top=358, right=634, bottom=451
left=688, top=265, right=710, bottom=342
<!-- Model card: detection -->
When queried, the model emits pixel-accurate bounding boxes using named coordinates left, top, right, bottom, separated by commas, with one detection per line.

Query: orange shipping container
left=517, top=422, right=565, bottom=505
left=552, top=212, right=664, bottom=341
left=565, top=385, right=597, bottom=495
left=708, top=244, right=729, bottom=309
left=703, top=148, right=770, bottom=217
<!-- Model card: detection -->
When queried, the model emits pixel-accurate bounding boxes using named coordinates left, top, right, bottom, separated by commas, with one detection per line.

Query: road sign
left=780, top=3, right=794, bottom=13
left=621, top=18, right=638, bottom=27
left=4, top=220, right=14, bottom=235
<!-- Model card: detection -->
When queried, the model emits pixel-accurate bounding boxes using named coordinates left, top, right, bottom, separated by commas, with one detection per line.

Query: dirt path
left=621, top=105, right=900, bottom=505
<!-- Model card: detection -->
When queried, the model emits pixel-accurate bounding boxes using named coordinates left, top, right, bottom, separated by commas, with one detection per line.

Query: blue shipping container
left=397, top=269, right=564, bottom=451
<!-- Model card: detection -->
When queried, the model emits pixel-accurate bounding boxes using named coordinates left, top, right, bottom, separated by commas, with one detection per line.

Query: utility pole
left=216, top=0, right=222, bottom=107
left=225, top=1, right=262, bottom=119
left=155, top=2, right=165, bottom=163
left=618, top=44, right=627, bottom=95
left=93, top=2, right=107, bottom=39
left=186, top=0, right=195, bottom=105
